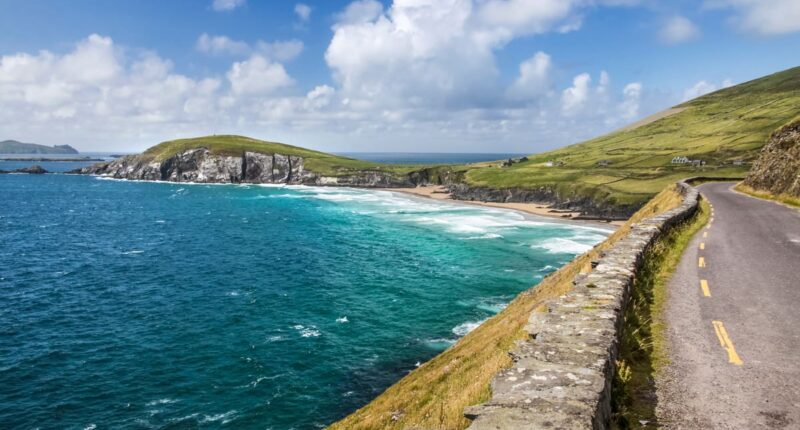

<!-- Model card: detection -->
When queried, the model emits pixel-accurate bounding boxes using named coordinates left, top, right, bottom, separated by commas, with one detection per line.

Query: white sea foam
left=476, top=300, right=508, bottom=314
left=146, top=398, right=177, bottom=406
left=531, top=238, right=593, bottom=254
left=200, top=410, right=237, bottom=424
left=464, top=233, right=503, bottom=240
left=336, top=316, right=349, bottom=323
left=121, top=250, right=144, bottom=255
left=424, top=338, right=456, bottom=349
left=292, top=324, right=321, bottom=337
left=452, top=319, right=489, bottom=337
left=538, top=264, right=556, bottom=271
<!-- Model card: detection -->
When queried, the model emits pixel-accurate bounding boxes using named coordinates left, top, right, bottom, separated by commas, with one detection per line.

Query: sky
left=0, top=0, right=799, bottom=153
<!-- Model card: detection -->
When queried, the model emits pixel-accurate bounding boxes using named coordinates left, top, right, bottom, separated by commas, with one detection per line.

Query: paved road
left=656, top=182, right=800, bottom=429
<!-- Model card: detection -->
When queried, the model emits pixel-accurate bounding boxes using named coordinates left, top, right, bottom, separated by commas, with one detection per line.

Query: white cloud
left=681, top=78, right=734, bottom=101
left=620, top=82, right=642, bottom=119
left=562, top=73, right=592, bottom=115
left=508, top=52, right=552, bottom=100
left=227, top=55, right=294, bottom=95
left=0, top=1, right=667, bottom=153
left=212, top=0, right=245, bottom=12
left=659, top=15, right=700, bottom=44
left=295, top=3, right=312, bottom=22
left=196, top=33, right=251, bottom=56
left=255, top=39, right=304, bottom=62
left=196, top=34, right=303, bottom=62
left=334, top=0, right=384, bottom=27
left=705, top=0, right=800, bottom=35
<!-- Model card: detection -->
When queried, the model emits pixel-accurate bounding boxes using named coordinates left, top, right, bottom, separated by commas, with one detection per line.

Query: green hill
left=139, top=135, right=426, bottom=177
left=0, top=140, right=78, bottom=154
left=460, top=66, right=800, bottom=206
left=109, top=66, right=799, bottom=211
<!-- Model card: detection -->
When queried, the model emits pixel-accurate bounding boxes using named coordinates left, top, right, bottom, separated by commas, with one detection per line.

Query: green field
left=460, top=66, right=800, bottom=205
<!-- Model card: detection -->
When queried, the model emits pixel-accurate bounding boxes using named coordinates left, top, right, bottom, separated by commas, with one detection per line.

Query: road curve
left=656, top=182, right=800, bottom=429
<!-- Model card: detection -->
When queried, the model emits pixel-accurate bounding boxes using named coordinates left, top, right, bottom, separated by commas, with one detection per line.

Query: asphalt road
left=656, top=182, right=800, bottom=429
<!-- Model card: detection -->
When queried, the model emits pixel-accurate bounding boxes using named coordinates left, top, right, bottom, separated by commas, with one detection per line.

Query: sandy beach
left=383, top=185, right=625, bottom=227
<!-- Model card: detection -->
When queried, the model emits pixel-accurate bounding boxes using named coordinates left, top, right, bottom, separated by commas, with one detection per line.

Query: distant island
left=0, top=140, right=78, bottom=154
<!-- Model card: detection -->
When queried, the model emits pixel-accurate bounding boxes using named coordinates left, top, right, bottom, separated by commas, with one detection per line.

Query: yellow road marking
left=699, top=257, right=706, bottom=268
left=712, top=321, right=744, bottom=365
left=700, top=280, right=711, bottom=296
left=700, top=242, right=705, bottom=250
left=703, top=231, right=708, bottom=238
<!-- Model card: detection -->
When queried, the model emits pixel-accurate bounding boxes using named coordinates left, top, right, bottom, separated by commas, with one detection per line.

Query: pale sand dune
left=382, top=185, right=624, bottom=227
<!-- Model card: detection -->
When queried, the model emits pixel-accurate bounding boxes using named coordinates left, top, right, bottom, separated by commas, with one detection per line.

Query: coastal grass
left=611, top=197, right=711, bottom=429
left=733, top=183, right=800, bottom=208
left=459, top=66, right=800, bottom=207
left=328, top=185, right=685, bottom=430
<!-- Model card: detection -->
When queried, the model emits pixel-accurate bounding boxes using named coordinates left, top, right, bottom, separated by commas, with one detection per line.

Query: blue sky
left=0, top=0, right=798, bottom=153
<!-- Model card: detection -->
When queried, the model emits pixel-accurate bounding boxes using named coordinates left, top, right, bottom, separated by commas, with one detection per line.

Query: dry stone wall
left=465, top=181, right=700, bottom=430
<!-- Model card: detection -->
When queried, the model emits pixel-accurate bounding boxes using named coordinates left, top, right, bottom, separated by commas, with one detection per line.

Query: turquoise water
left=0, top=170, right=609, bottom=429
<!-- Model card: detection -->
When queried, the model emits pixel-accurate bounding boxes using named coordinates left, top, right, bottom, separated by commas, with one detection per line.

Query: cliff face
left=73, top=148, right=415, bottom=187
left=743, top=120, right=800, bottom=197
left=73, top=146, right=644, bottom=219
left=447, top=184, right=639, bottom=219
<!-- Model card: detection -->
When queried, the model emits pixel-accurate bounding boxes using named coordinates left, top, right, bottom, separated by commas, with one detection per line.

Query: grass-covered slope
left=138, top=135, right=428, bottom=177
left=462, top=66, right=800, bottom=206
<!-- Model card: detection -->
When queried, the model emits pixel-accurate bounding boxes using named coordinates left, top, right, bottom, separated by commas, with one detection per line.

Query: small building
left=690, top=159, right=706, bottom=166
left=544, top=161, right=554, bottom=167
left=671, top=156, right=690, bottom=164
left=597, top=160, right=610, bottom=167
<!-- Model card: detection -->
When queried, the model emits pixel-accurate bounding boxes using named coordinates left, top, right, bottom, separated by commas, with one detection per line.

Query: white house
left=671, top=156, right=690, bottom=164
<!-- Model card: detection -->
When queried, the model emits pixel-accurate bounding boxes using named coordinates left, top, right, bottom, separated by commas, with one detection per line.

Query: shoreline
left=82, top=175, right=624, bottom=228
left=383, top=185, right=625, bottom=228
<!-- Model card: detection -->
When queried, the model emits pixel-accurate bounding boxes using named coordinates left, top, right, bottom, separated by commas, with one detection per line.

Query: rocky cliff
left=71, top=147, right=417, bottom=187
left=72, top=143, right=648, bottom=219
left=448, top=184, right=639, bottom=219
left=743, top=119, right=800, bottom=197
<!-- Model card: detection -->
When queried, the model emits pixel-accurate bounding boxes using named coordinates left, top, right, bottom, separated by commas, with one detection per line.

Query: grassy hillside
left=139, top=135, right=428, bottom=176
left=137, top=67, right=798, bottom=205
left=0, top=140, right=78, bottom=154
left=461, top=66, right=800, bottom=205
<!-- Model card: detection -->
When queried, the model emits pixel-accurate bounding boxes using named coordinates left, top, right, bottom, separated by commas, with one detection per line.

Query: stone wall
left=464, top=181, right=700, bottom=429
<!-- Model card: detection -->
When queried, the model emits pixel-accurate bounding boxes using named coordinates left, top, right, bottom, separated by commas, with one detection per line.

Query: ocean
left=0, top=157, right=610, bottom=429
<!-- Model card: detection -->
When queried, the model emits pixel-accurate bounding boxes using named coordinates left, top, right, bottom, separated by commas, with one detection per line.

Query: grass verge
left=611, top=197, right=711, bottom=429
left=328, top=185, right=685, bottom=430
left=733, top=183, right=800, bottom=208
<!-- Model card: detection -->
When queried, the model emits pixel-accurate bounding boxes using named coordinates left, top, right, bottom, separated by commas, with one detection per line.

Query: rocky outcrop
left=71, top=147, right=648, bottom=218
left=0, top=165, right=49, bottom=174
left=70, top=147, right=413, bottom=187
left=465, top=181, right=700, bottom=430
left=448, top=184, right=639, bottom=219
left=743, top=119, right=800, bottom=197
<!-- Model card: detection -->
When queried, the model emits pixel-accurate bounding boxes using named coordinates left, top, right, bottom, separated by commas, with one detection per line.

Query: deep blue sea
left=0, top=158, right=609, bottom=429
